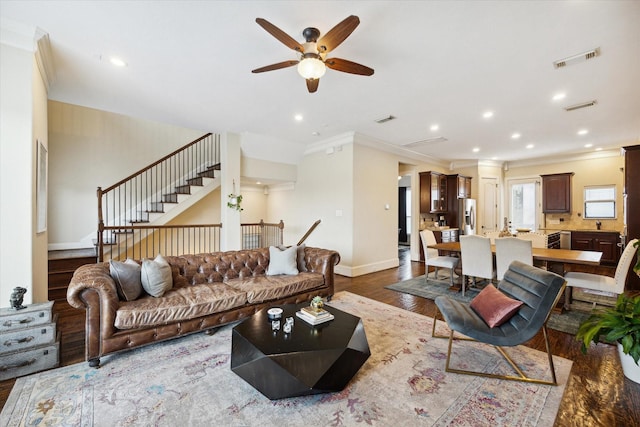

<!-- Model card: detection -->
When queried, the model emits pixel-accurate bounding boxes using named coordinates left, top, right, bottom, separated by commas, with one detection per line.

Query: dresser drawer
left=0, top=301, right=54, bottom=333
left=0, top=336, right=60, bottom=381
left=0, top=317, right=57, bottom=355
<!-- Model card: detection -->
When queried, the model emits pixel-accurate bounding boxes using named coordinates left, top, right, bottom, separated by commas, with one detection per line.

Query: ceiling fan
left=252, top=15, right=374, bottom=93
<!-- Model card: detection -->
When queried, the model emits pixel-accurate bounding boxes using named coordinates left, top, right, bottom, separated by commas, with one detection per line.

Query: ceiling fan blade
left=256, top=18, right=304, bottom=52
left=317, top=15, right=360, bottom=53
left=252, top=60, right=299, bottom=73
left=306, top=78, right=319, bottom=93
left=325, top=58, right=374, bottom=76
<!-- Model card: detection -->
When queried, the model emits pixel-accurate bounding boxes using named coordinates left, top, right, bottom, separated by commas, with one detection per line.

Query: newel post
left=97, top=187, right=104, bottom=262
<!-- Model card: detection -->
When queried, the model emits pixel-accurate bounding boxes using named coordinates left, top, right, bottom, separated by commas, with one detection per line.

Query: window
left=584, top=185, right=616, bottom=219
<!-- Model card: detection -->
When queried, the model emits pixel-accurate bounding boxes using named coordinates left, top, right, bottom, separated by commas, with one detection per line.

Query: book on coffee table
left=301, top=306, right=331, bottom=318
left=296, top=310, right=335, bottom=325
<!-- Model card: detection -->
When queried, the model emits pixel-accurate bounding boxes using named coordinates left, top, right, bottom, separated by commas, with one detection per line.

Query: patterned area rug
left=386, top=275, right=590, bottom=335
left=1, top=292, right=571, bottom=426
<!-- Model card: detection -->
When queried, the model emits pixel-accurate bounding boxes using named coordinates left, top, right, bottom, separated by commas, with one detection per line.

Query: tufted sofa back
left=163, top=248, right=271, bottom=287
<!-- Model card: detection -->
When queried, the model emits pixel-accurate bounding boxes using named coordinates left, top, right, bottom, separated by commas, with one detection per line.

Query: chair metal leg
left=440, top=324, right=558, bottom=386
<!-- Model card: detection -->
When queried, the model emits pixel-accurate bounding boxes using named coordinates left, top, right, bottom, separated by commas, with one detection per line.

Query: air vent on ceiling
left=375, top=115, right=396, bottom=124
left=553, top=48, right=600, bottom=69
left=564, top=100, right=597, bottom=112
left=402, top=137, right=448, bottom=147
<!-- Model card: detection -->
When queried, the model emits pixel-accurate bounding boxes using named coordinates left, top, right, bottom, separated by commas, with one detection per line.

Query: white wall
left=0, top=41, right=48, bottom=305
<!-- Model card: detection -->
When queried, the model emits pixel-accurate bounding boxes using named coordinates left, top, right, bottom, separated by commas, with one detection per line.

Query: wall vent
left=553, top=47, right=600, bottom=69
left=402, top=137, right=448, bottom=147
left=374, top=115, right=396, bottom=124
left=564, top=100, right=597, bottom=112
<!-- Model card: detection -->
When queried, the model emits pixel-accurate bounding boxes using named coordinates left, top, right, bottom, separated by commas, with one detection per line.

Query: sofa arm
left=67, top=262, right=120, bottom=362
left=304, top=247, right=341, bottom=294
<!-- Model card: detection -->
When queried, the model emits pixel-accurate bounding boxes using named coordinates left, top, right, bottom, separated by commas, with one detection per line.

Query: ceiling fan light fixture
left=298, top=56, right=326, bottom=79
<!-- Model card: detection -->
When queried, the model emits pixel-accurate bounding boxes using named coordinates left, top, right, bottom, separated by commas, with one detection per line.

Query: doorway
left=398, top=175, right=411, bottom=245
left=507, top=177, right=541, bottom=231
left=480, top=177, right=498, bottom=234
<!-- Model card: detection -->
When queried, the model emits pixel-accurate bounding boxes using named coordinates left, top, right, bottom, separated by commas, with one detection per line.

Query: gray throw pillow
left=277, top=244, right=307, bottom=272
left=267, top=246, right=299, bottom=276
left=109, top=259, right=143, bottom=301
left=141, top=254, right=173, bottom=297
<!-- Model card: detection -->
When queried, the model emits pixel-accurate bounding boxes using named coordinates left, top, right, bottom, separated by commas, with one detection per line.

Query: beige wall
left=505, top=153, right=624, bottom=232
left=47, top=101, right=205, bottom=248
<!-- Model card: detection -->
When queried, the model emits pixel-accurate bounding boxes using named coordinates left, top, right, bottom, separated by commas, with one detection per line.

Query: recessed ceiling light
left=577, top=129, right=589, bottom=135
left=491, top=157, right=498, bottom=160
left=526, top=144, right=534, bottom=149
left=511, top=133, right=521, bottom=139
left=483, top=111, right=494, bottom=119
left=312, top=131, right=320, bottom=136
left=294, top=114, right=303, bottom=121
left=430, top=124, right=439, bottom=131
left=109, top=56, right=127, bottom=67
left=472, top=147, right=480, bottom=153
left=584, top=143, right=593, bottom=148
left=256, top=181, right=262, bottom=185
left=552, top=93, right=566, bottom=101
left=595, top=147, right=603, bottom=151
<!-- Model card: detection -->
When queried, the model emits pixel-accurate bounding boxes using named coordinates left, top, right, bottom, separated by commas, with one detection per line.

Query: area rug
left=386, top=275, right=590, bottom=335
left=1, top=291, right=571, bottom=426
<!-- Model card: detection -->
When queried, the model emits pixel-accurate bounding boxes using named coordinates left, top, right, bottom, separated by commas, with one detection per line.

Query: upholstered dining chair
left=495, top=237, right=533, bottom=281
left=420, top=230, right=459, bottom=286
left=484, top=230, right=502, bottom=244
left=563, top=238, right=639, bottom=310
left=516, top=231, right=548, bottom=248
left=459, top=234, right=493, bottom=296
left=432, top=261, right=567, bottom=385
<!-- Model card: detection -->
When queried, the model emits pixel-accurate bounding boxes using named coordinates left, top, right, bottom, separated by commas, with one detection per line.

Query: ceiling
left=2, top=1, right=639, bottom=165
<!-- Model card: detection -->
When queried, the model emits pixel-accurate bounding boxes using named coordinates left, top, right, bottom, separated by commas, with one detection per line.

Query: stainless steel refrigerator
left=458, top=198, right=477, bottom=235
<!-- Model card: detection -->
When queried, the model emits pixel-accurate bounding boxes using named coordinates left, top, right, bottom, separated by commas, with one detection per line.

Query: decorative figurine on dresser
left=0, top=288, right=60, bottom=380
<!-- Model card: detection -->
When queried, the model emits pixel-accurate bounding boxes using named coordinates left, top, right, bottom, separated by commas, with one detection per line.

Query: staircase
left=97, top=133, right=223, bottom=261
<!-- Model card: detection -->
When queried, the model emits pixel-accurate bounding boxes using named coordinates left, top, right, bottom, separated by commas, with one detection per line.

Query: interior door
left=480, top=177, right=498, bottom=234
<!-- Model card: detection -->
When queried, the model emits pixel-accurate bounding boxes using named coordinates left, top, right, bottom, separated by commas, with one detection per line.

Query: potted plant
left=576, top=293, right=640, bottom=383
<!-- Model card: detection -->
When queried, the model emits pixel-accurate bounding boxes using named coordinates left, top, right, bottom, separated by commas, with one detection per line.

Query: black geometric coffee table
left=230, top=303, right=370, bottom=400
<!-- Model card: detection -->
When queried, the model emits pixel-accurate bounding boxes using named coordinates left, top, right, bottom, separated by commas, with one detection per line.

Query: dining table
left=427, top=241, right=603, bottom=266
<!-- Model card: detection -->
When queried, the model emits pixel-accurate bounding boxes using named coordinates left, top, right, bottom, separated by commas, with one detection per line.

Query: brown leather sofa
left=67, top=246, right=340, bottom=367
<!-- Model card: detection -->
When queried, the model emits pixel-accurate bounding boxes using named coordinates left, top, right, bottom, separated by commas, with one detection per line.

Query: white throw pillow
left=141, top=254, right=173, bottom=297
left=277, top=243, right=307, bottom=272
left=267, top=246, right=299, bottom=276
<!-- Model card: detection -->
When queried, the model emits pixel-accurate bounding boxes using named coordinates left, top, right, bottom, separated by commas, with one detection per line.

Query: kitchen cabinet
left=445, top=174, right=472, bottom=200
left=419, top=172, right=447, bottom=213
left=542, top=173, right=573, bottom=213
left=623, top=145, right=640, bottom=290
left=571, top=230, right=620, bottom=266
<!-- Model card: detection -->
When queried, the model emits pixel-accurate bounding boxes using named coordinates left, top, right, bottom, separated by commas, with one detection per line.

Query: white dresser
left=0, top=301, right=59, bottom=380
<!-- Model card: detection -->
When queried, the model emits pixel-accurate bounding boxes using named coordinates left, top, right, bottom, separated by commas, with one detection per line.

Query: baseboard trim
left=335, top=258, right=399, bottom=278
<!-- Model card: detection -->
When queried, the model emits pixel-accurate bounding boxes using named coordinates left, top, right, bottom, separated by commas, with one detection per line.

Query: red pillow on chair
left=470, top=284, right=523, bottom=327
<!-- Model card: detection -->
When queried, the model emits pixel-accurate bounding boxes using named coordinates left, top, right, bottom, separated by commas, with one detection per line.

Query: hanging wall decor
left=227, top=180, right=243, bottom=211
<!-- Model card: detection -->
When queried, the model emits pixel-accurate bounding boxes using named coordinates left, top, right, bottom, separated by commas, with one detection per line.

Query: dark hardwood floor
left=2, top=248, right=639, bottom=425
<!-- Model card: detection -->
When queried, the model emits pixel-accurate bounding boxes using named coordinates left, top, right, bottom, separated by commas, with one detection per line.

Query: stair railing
left=241, top=220, right=284, bottom=249
left=97, top=133, right=220, bottom=261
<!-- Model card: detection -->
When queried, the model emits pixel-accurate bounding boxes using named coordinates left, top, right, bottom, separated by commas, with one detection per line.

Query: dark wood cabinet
left=542, top=173, right=573, bottom=213
left=419, top=172, right=447, bottom=213
left=624, top=145, right=640, bottom=290
left=447, top=174, right=471, bottom=199
left=571, top=231, right=620, bottom=266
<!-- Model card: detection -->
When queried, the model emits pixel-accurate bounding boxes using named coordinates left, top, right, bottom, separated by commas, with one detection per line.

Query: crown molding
left=34, top=29, right=55, bottom=92
left=506, top=148, right=621, bottom=169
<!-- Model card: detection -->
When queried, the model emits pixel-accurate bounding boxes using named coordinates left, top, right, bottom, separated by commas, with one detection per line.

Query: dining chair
left=484, top=230, right=501, bottom=244
left=495, top=237, right=533, bottom=280
left=516, top=231, right=548, bottom=248
left=563, top=238, right=638, bottom=310
left=459, top=234, right=493, bottom=296
left=432, top=261, right=567, bottom=385
left=420, top=230, right=459, bottom=286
